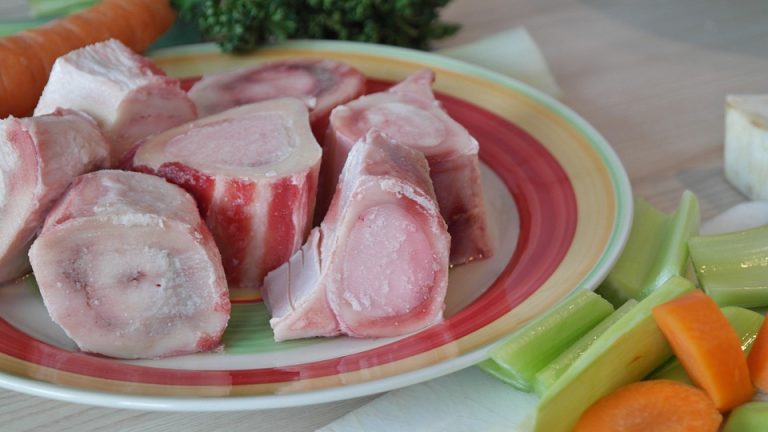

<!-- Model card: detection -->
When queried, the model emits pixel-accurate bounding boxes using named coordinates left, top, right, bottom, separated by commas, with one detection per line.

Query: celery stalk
left=478, top=290, right=613, bottom=392
left=690, top=225, right=768, bottom=307
left=723, top=402, right=768, bottom=432
left=646, top=306, right=764, bottom=384
left=533, top=275, right=693, bottom=432
left=532, top=299, right=638, bottom=396
left=597, top=192, right=699, bottom=306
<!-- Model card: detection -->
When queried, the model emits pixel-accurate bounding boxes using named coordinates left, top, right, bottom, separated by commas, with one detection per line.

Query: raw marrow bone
left=0, top=108, right=108, bottom=283
left=263, top=131, right=451, bottom=341
left=130, top=98, right=321, bottom=291
left=324, top=68, right=491, bottom=265
left=29, top=170, right=230, bottom=359
left=34, top=39, right=197, bottom=165
left=189, top=58, right=365, bottom=140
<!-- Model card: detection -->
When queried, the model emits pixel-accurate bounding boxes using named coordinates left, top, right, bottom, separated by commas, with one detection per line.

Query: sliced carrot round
left=574, top=380, right=722, bottom=432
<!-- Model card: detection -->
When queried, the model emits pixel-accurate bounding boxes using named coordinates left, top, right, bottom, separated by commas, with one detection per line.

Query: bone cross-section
left=29, top=170, right=230, bottom=359
left=263, top=132, right=451, bottom=341
left=188, top=58, right=366, bottom=141
left=130, top=98, right=322, bottom=291
left=324, top=69, right=492, bottom=265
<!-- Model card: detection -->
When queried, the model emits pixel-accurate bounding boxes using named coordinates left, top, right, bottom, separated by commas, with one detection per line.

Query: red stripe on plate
left=0, top=80, right=577, bottom=387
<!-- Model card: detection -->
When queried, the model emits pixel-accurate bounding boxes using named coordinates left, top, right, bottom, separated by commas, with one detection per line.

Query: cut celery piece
left=532, top=299, right=638, bottom=396
left=723, top=402, right=768, bottom=432
left=533, top=275, right=693, bottom=432
left=691, top=225, right=768, bottom=307
left=597, top=192, right=699, bottom=306
left=478, top=290, right=613, bottom=392
left=647, top=305, right=764, bottom=384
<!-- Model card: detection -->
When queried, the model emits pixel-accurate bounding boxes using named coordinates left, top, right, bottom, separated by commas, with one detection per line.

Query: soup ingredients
left=690, top=225, right=768, bottom=307
left=648, top=305, right=763, bottom=385
left=0, top=0, right=176, bottom=118
left=532, top=299, right=637, bottom=396
left=747, top=314, right=768, bottom=392
left=478, top=289, right=614, bottom=392
left=724, top=94, right=768, bottom=200
left=597, top=191, right=699, bottom=307
left=573, top=380, right=721, bottom=432
left=652, top=290, right=753, bottom=412
left=188, top=58, right=366, bottom=141
left=29, top=170, right=230, bottom=359
left=722, top=402, right=768, bottom=432
left=172, top=0, right=459, bottom=53
left=34, top=39, right=197, bottom=165
left=325, top=68, right=491, bottom=264
left=262, top=132, right=450, bottom=340
left=0, top=108, right=108, bottom=283
left=533, top=275, right=692, bottom=432
left=130, top=98, right=321, bottom=291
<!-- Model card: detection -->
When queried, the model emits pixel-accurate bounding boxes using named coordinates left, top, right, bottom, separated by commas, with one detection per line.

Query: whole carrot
left=0, top=0, right=176, bottom=118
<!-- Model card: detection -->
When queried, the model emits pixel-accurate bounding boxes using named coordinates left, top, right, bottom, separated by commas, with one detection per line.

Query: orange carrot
left=652, top=290, right=754, bottom=412
left=0, top=0, right=176, bottom=118
left=747, top=315, right=768, bottom=391
left=574, top=380, right=722, bottom=432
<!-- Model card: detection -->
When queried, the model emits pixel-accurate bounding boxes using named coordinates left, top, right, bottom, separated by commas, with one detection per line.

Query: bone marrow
left=263, top=132, right=450, bottom=340
left=130, top=98, right=322, bottom=291
left=29, top=170, right=230, bottom=359
left=325, top=68, right=492, bottom=265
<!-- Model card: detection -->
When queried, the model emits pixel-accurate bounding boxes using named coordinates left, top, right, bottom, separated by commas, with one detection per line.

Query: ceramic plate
left=0, top=41, right=632, bottom=411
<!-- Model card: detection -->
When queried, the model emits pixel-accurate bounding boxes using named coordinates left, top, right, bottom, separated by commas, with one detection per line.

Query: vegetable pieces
left=532, top=299, right=638, bottom=396
left=597, top=192, right=699, bottom=307
left=573, top=380, right=722, bottom=432
left=478, top=290, right=613, bottom=392
left=690, top=225, right=768, bottom=307
left=172, top=0, right=460, bottom=52
left=0, top=0, right=176, bottom=117
left=723, top=402, right=768, bottom=432
left=652, top=290, right=754, bottom=412
left=747, top=314, right=768, bottom=392
left=648, top=306, right=764, bottom=385
left=533, top=275, right=693, bottom=432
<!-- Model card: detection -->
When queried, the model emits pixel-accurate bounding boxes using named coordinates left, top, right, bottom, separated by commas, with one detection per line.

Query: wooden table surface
left=2, top=0, right=768, bottom=430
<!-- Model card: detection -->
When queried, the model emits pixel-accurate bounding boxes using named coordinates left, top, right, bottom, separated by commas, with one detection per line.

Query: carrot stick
left=747, top=315, right=768, bottom=391
left=652, top=290, right=754, bottom=412
left=574, top=380, right=722, bottom=432
left=0, top=0, right=176, bottom=118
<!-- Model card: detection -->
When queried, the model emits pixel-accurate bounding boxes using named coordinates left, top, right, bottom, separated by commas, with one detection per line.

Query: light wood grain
left=2, top=0, right=768, bottom=430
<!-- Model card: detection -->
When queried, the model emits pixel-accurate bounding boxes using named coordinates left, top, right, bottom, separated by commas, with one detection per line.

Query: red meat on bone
left=129, top=98, right=321, bottom=291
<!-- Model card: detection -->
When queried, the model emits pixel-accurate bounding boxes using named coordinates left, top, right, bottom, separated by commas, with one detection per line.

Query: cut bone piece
left=188, top=58, right=365, bottom=140
left=0, top=109, right=108, bottom=284
left=34, top=39, right=197, bottom=165
left=324, top=68, right=492, bottom=265
left=29, top=170, right=230, bottom=359
left=263, top=132, right=450, bottom=341
left=129, top=98, right=321, bottom=291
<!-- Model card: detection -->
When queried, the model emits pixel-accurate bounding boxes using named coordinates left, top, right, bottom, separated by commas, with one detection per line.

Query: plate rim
left=0, top=39, right=633, bottom=411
